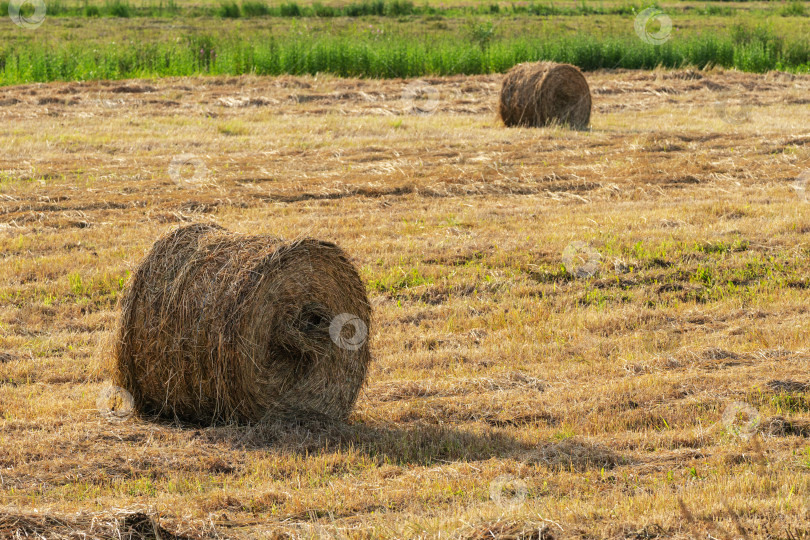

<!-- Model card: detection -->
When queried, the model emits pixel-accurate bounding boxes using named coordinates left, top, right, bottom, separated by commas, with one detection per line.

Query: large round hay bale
left=112, top=223, right=371, bottom=425
left=498, top=62, right=591, bottom=129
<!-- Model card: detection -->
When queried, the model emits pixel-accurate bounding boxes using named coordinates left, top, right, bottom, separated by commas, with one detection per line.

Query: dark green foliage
left=105, top=0, right=131, bottom=17
left=345, top=1, right=385, bottom=16
left=241, top=0, right=268, bottom=17
left=386, top=0, right=413, bottom=15
left=45, top=0, right=69, bottom=15
left=0, top=0, right=764, bottom=19
left=279, top=1, right=301, bottom=16
left=312, top=2, right=337, bottom=17
left=218, top=1, right=240, bottom=18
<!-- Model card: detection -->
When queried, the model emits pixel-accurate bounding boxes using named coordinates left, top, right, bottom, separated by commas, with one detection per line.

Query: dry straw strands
left=112, top=223, right=371, bottom=425
left=499, top=61, right=592, bottom=129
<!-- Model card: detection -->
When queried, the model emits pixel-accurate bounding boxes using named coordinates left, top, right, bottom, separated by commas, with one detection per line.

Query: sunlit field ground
left=0, top=66, right=809, bottom=538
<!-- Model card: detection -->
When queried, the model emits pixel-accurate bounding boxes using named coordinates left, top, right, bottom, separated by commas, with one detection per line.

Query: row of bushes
left=1, top=0, right=176, bottom=17
left=2, top=0, right=805, bottom=19
left=219, top=0, right=416, bottom=18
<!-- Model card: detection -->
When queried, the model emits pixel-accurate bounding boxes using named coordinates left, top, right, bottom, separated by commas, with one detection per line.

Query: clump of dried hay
left=498, top=62, right=591, bottom=129
left=112, top=223, right=371, bottom=425
left=0, top=511, right=190, bottom=540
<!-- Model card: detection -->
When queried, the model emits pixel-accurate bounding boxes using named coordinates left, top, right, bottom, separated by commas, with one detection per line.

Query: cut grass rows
left=0, top=69, right=809, bottom=537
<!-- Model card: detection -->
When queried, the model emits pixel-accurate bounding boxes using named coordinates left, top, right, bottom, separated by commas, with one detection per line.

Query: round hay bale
left=498, top=62, right=592, bottom=129
left=112, top=223, right=371, bottom=425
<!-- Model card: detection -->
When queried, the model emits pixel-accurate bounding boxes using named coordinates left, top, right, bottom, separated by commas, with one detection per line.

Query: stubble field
left=1, top=67, right=810, bottom=538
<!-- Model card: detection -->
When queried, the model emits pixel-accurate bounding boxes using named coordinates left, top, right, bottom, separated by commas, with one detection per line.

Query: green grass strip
left=1, top=32, right=808, bottom=85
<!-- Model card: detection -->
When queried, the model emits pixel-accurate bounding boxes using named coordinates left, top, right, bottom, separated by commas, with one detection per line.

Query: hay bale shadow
left=764, top=415, right=810, bottom=438
left=120, top=513, right=192, bottom=540
left=464, top=521, right=556, bottom=540
left=766, top=380, right=809, bottom=393
left=196, top=417, right=627, bottom=468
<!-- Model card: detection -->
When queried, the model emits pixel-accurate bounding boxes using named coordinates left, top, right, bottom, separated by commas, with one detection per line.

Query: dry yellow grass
left=1, top=67, right=809, bottom=539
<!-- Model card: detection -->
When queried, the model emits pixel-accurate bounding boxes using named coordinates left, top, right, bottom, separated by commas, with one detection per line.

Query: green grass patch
left=770, top=392, right=810, bottom=413
left=370, top=267, right=432, bottom=293
left=217, top=120, right=250, bottom=135
left=1, top=25, right=808, bottom=86
left=781, top=1, right=807, bottom=17
left=105, top=0, right=132, bottom=17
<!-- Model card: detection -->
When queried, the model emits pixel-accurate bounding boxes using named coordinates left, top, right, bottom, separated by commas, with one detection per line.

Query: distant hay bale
left=112, top=223, right=371, bottom=425
left=498, top=62, right=592, bottom=129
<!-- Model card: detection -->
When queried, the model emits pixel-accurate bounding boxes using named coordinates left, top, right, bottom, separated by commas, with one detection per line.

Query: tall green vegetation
left=1, top=24, right=807, bottom=85
left=0, top=0, right=782, bottom=19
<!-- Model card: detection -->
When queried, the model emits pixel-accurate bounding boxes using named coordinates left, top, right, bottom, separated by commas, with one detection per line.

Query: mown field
left=1, top=0, right=810, bottom=538
left=1, top=66, right=809, bottom=538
